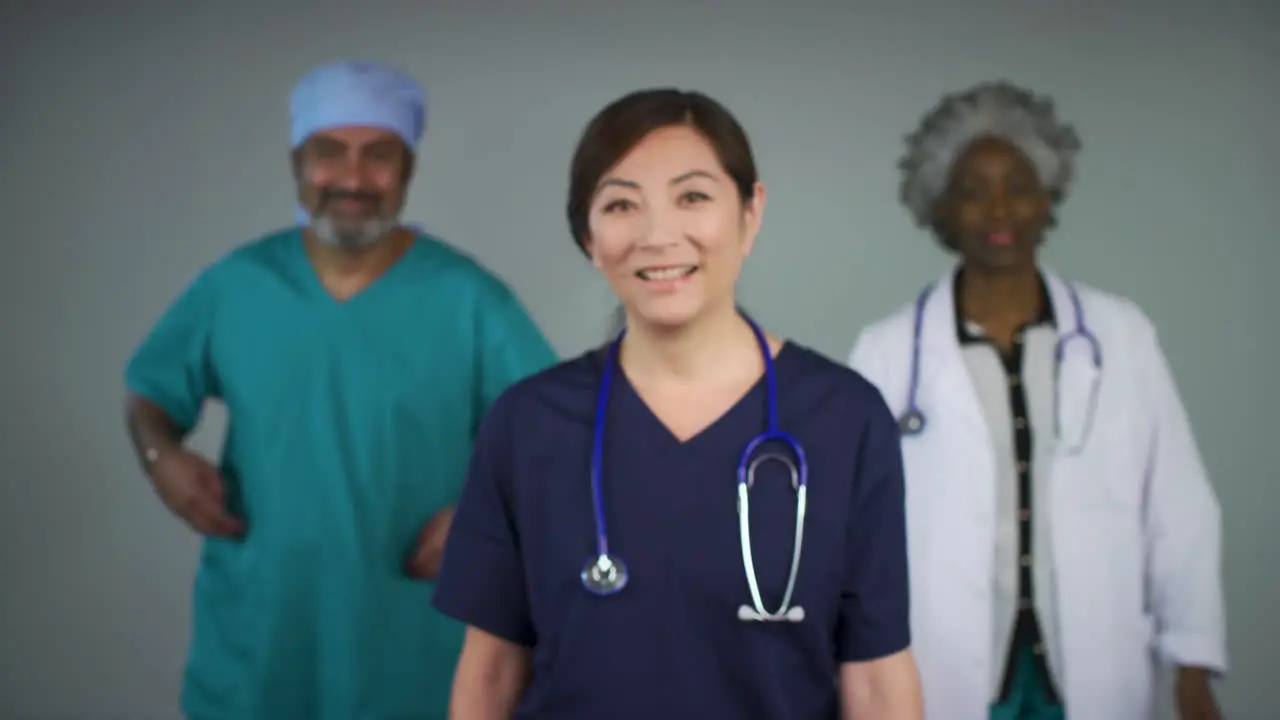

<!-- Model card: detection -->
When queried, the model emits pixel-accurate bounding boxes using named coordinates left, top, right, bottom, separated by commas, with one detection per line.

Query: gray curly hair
left=898, top=81, right=1082, bottom=228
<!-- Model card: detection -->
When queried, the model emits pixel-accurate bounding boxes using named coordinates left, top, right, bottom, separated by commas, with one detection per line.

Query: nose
left=635, top=206, right=683, bottom=249
left=987, top=193, right=1011, bottom=223
left=323, top=150, right=374, bottom=191
left=333, top=159, right=365, bottom=190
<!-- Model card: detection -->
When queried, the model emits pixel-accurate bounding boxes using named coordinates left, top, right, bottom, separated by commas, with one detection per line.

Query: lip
left=985, top=226, right=1019, bottom=247
left=634, top=264, right=698, bottom=292
left=636, top=264, right=695, bottom=273
left=328, top=197, right=377, bottom=211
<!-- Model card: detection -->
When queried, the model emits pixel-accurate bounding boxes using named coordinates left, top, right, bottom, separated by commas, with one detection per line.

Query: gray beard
left=311, top=215, right=400, bottom=251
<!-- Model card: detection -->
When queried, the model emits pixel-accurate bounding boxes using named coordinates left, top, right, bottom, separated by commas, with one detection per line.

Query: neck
left=302, top=226, right=408, bottom=279
left=958, top=262, right=1043, bottom=329
left=619, top=302, right=760, bottom=384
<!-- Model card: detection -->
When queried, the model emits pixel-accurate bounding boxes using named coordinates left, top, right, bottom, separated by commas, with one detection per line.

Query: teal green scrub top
left=124, top=228, right=558, bottom=720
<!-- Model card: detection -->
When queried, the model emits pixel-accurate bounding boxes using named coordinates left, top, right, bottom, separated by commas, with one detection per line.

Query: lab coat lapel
left=1041, top=268, right=1102, bottom=456
left=918, top=268, right=989, bottom=445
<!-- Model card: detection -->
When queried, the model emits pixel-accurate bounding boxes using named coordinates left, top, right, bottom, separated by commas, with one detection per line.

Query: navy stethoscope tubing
left=582, top=315, right=810, bottom=622
left=897, top=278, right=1103, bottom=450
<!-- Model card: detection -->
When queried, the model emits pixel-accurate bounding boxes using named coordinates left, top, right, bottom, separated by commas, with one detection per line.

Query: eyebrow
left=311, top=137, right=400, bottom=153
left=597, top=169, right=719, bottom=192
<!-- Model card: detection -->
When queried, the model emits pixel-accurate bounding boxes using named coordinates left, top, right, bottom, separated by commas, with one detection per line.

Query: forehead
left=952, top=135, right=1037, bottom=177
left=605, top=125, right=721, bottom=182
left=306, top=125, right=402, bottom=148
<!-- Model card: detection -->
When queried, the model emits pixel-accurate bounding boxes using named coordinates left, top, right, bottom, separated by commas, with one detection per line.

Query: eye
left=367, top=145, right=400, bottom=162
left=601, top=198, right=635, bottom=214
left=679, top=190, right=711, bottom=205
left=1007, top=176, right=1040, bottom=196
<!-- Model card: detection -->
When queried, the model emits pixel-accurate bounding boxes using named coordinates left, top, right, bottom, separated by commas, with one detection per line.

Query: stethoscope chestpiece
left=898, top=409, right=926, bottom=436
left=580, top=553, right=629, bottom=596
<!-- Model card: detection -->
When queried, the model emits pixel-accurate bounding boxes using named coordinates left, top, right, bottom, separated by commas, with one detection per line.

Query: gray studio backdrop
left=1, top=1, right=1275, bottom=718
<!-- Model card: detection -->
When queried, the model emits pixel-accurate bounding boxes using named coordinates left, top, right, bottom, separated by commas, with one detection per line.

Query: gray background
left=2, top=1, right=1275, bottom=718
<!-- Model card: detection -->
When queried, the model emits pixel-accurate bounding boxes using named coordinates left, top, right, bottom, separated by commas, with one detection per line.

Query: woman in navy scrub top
left=433, top=88, right=924, bottom=719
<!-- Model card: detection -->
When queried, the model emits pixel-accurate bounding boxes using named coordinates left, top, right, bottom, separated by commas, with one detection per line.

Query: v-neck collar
left=290, top=228, right=421, bottom=308
left=601, top=341, right=796, bottom=453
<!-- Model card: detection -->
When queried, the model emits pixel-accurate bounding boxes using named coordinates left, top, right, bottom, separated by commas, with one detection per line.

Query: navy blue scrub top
left=433, top=342, right=910, bottom=719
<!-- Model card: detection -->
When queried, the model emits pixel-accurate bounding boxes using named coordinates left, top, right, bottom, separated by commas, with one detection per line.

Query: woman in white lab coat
left=848, top=81, right=1227, bottom=720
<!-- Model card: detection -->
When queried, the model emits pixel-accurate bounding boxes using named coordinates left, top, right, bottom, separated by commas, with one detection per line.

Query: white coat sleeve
left=1137, top=319, right=1228, bottom=674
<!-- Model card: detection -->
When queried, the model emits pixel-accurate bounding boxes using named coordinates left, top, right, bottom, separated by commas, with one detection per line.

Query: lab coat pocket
left=1063, top=416, right=1145, bottom=514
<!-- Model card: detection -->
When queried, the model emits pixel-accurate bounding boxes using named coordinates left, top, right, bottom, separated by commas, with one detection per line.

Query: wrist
left=1177, top=666, right=1212, bottom=684
left=138, top=440, right=182, bottom=473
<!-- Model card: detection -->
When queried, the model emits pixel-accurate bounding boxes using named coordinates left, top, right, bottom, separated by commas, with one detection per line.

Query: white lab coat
left=848, top=267, right=1227, bottom=720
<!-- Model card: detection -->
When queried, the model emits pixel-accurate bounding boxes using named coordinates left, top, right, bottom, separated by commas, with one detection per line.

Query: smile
left=636, top=265, right=698, bottom=281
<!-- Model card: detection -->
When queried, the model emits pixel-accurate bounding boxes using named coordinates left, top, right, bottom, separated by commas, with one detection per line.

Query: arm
left=836, top=390, right=923, bottom=720
left=451, top=627, right=531, bottom=719
left=124, top=394, right=187, bottom=473
left=474, top=279, right=558, bottom=422
left=841, top=649, right=923, bottom=720
left=123, top=267, right=220, bottom=473
left=432, top=391, right=535, bottom=717
left=1135, top=323, right=1227, bottom=704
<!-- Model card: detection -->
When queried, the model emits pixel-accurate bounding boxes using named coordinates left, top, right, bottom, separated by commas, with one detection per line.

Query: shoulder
left=1072, top=280, right=1158, bottom=340
left=844, top=297, right=921, bottom=393
left=170, top=228, right=300, bottom=299
left=409, top=233, right=519, bottom=301
left=781, top=345, right=901, bottom=508
left=856, top=298, right=920, bottom=343
left=1066, top=280, right=1167, bottom=374
left=781, top=343, right=895, bottom=430
left=220, top=226, right=301, bottom=270
left=480, top=349, right=601, bottom=434
left=847, top=297, right=920, bottom=366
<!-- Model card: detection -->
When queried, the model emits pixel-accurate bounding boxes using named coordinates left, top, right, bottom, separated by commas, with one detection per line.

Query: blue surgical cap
left=289, top=60, right=426, bottom=149
left=289, top=60, right=427, bottom=227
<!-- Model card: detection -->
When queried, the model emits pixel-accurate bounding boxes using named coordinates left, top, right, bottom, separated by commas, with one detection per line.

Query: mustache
left=319, top=189, right=383, bottom=207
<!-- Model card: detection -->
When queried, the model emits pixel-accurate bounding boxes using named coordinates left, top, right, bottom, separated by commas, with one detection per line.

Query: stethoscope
left=897, top=279, right=1103, bottom=452
left=581, top=316, right=810, bottom=623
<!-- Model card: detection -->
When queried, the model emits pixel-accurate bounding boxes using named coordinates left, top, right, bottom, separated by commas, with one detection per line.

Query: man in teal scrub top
left=122, top=59, right=558, bottom=720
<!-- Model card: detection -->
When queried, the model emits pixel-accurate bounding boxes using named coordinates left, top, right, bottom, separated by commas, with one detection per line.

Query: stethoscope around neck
left=581, top=316, right=810, bottom=623
left=897, top=278, right=1103, bottom=452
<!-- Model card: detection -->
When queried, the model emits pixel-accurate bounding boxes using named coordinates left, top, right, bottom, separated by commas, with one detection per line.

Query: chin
left=628, top=299, right=706, bottom=331
left=971, top=247, right=1036, bottom=271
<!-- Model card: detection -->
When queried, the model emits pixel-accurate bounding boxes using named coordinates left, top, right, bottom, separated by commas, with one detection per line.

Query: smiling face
left=583, top=124, right=764, bottom=331
left=294, top=125, right=413, bottom=251
left=935, top=135, right=1053, bottom=272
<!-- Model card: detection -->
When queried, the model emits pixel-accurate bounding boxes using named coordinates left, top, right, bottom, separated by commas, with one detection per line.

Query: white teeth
left=638, top=266, right=694, bottom=281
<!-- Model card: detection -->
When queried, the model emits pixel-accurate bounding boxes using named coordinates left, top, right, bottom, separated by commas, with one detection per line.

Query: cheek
left=1015, top=197, right=1050, bottom=224
left=301, top=167, right=338, bottom=198
left=298, top=177, right=323, bottom=205
left=587, top=217, right=637, bottom=264
left=367, top=167, right=402, bottom=195
left=952, top=201, right=981, bottom=225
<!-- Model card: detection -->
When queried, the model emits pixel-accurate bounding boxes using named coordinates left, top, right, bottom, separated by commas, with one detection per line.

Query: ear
left=290, top=149, right=304, bottom=181
left=932, top=196, right=950, bottom=225
left=400, top=150, right=416, bottom=184
left=581, top=235, right=604, bottom=270
left=740, top=181, right=767, bottom=257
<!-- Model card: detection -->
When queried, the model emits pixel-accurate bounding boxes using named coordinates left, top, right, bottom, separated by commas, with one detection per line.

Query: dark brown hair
left=566, top=88, right=759, bottom=255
